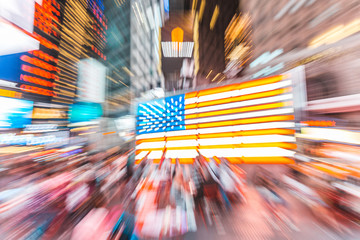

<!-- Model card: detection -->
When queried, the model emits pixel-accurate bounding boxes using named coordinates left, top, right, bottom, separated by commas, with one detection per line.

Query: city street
left=185, top=187, right=360, bottom=240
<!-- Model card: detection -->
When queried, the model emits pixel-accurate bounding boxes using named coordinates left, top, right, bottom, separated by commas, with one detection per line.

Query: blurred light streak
left=309, top=18, right=360, bottom=48
left=209, top=5, right=219, bottom=30
left=206, top=70, right=212, bottom=79
left=211, top=73, right=220, bottom=82
left=297, top=128, right=360, bottom=145
left=198, top=0, right=206, bottom=22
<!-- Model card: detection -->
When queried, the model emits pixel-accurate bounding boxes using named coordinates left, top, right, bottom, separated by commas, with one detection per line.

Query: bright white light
left=161, top=41, right=194, bottom=58
left=298, top=128, right=360, bottom=145
left=196, top=122, right=295, bottom=134
left=136, top=132, right=165, bottom=139
left=166, top=150, right=198, bottom=158
left=185, top=80, right=292, bottom=104
left=197, top=135, right=295, bottom=146
left=136, top=141, right=165, bottom=149
left=0, top=22, right=39, bottom=56
left=238, top=135, right=295, bottom=143
left=166, top=140, right=198, bottom=147
left=148, top=151, right=163, bottom=159
left=166, top=129, right=198, bottom=137
left=240, top=121, right=295, bottom=131
left=197, top=125, right=239, bottom=134
left=198, top=137, right=234, bottom=146
left=185, top=108, right=294, bottom=125
left=199, top=147, right=295, bottom=158
left=198, top=91, right=233, bottom=103
left=185, top=94, right=293, bottom=114
left=184, top=98, right=198, bottom=105
left=135, top=151, right=149, bottom=160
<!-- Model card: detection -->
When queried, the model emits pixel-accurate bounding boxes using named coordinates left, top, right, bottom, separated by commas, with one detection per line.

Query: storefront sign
left=24, top=124, right=58, bottom=132
left=0, top=89, right=22, bottom=98
left=0, top=131, right=68, bottom=146
left=32, top=107, right=67, bottom=119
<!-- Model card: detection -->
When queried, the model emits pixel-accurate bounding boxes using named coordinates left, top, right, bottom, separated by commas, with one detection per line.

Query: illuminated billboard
left=0, top=97, right=33, bottom=129
left=135, top=75, right=296, bottom=164
left=77, top=58, right=106, bottom=103
left=0, top=0, right=61, bottom=101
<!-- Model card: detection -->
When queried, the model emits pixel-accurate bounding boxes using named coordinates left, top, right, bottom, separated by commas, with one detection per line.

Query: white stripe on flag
left=199, top=147, right=295, bottom=158
left=185, top=108, right=294, bottom=124
left=185, top=80, right=292, bottom=105
left=185, top=94, right=293, bottom=114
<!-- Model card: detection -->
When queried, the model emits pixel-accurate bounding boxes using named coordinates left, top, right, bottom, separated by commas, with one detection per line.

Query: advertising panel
left=69, top=102, right=103, bottom=123
left=0, top=96, right=33, bottom=129
left=77, top=58, right=106, bottom=103
left=0, top=0, right=61, bottom=102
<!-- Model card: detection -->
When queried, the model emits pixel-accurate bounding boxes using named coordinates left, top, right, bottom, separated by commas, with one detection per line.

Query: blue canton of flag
left=137, top=94, right=185, bottom=134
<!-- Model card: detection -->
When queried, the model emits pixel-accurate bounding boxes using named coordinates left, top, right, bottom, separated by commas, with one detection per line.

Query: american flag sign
left=135, top=75, right=296, bottom=164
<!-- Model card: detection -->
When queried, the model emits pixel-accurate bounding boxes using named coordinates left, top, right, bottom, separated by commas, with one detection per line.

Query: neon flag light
left=135, top=75, right=296, bottom=164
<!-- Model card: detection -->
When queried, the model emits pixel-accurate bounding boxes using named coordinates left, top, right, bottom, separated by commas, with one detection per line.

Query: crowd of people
left=1, top=146, right=360, bottom=239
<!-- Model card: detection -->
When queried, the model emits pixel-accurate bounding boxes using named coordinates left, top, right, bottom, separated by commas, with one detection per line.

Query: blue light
left=164, top=0, right=169, bottom=13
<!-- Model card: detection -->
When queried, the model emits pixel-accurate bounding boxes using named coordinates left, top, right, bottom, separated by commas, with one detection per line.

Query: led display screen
left=0, top=96, right=33, bottom=129
left=135, top=75, right=296, bottom=164
left=69, top=102, right=103, bottom=123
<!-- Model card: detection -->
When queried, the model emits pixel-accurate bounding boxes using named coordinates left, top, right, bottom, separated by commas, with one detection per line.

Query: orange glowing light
left=213, top=156, right=221, bottom=164
left=171, top=27, right=184, bottom=42
left=241, top=157, right=294, bottom=164
left=103, top=131, right=116, bottom=135
left=301, top=120, right=336, bottom=127
left=178, top=158, right=195, bottom=164
left=20, top=84, right=56, bottom=97
left=20, top=74, right=55, bottom=88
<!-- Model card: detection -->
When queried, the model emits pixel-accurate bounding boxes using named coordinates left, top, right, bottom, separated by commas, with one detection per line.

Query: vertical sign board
left=77, top=58, right=106, bottom=103
left=286, top=66, right=307, bottom=129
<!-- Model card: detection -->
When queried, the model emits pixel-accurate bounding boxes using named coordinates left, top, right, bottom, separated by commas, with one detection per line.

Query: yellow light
left=309, top=18, right=360, bottom=48
left=122, top=67, right=134, bottom=77
left=206, top=70, right=212, bottom=79
left=210, top=5, right=219, bottom=30
left=211, top=73, right=220, bottom=82
left=199, top=0, right=206, bottom=22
